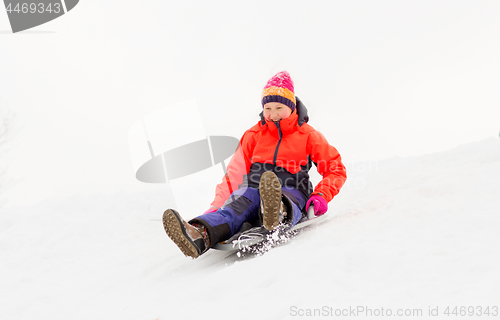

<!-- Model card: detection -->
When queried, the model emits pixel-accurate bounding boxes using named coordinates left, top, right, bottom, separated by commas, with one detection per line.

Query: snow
left=2, top=1, right=500, bottom=207
left=1, top=2, right=499, bottom=319
left=1, top=137, right=499, bottom=320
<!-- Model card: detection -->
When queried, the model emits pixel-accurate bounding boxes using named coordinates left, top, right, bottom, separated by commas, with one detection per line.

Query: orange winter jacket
left=210, top=98, right=347, bottom=209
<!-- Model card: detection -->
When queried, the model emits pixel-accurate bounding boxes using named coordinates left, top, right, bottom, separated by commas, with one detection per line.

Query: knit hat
left=261, top=71, right=296, bottom=112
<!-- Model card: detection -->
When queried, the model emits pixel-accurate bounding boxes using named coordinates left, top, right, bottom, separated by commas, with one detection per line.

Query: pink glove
left=305, top=195, right=328, bottom=216
left=203, top=207, right=218, bottom=214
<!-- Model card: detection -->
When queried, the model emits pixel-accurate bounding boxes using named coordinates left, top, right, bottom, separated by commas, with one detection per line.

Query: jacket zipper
left=273, top=122, right=283, bottom=165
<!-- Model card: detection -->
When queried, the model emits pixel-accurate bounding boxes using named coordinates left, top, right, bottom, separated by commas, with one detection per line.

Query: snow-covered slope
left=1, top=138, right=499, bottom=320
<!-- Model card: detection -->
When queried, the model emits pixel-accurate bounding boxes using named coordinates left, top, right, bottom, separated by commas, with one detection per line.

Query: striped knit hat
left=261, top=71, right=296, bottom=112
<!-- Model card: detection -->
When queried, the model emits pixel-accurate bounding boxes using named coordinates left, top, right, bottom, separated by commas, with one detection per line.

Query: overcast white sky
left=1, top=1, right=499, bottom=207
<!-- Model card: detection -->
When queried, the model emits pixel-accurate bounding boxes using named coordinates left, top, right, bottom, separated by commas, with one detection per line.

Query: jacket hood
left=259, top=95, right=309, bottom=127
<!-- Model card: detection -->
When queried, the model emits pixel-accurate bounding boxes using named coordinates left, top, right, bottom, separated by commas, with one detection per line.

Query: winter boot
left=162, top=209, right=210, bottom=258
left=280, top=193, right=295, bottom=227
left=259, top=171, right=284, bottom=231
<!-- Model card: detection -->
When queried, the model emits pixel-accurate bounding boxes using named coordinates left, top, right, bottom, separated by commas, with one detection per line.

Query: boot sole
left=260, top=171, right=282, bottom=231
left=162, top=209, right=200, bottom=259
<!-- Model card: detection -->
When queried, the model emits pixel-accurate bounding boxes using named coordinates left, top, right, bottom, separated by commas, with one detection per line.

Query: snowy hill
left=1, top=137, right=499, bottom=320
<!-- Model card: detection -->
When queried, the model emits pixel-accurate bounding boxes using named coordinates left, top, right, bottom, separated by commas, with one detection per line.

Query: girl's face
left=263, top=102, right=292, bottom=122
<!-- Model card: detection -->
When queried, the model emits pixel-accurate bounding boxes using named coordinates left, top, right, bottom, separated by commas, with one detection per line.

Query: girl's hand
left=305, top=195, right=328, bottom=216
left=203, top=207, right=218, bottom=214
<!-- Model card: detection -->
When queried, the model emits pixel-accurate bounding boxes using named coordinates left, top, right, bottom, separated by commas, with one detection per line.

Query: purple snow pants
left=190, top=186, right=306, bottom=248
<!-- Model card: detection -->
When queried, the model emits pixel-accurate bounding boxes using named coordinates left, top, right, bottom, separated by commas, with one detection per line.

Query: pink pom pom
left=264, top=71, right=294, bottom=93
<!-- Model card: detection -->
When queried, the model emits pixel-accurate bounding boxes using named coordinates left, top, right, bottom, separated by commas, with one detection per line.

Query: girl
left=163, top=71, right=347, bottom=258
